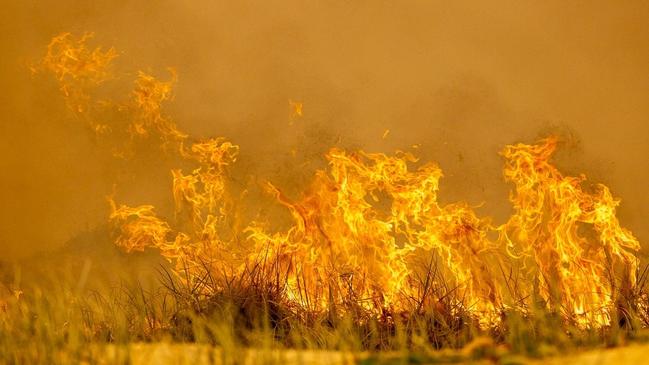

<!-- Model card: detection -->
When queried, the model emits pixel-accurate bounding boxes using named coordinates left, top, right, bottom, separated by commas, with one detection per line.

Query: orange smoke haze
left=1, top=0, right=649, bottom=264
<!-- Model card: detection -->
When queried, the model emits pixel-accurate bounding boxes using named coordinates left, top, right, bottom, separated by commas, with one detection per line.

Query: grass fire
left=2, top=3, right=649, bottom=364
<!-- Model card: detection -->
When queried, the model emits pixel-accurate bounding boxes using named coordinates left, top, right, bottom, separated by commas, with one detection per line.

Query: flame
left=130, top=69, right=189, bottom=150
left=35, top=32, right=116, bottom=127
left=246, top=148, right=502, bottom=322
left=109, top=144, right=502, bottom=325
left=109, top=137, right=241, bottom=280
left=289, top=99, right=303, bottom=118
left=40, top=33, right=641, bottom=328
left=35, top=33, right=187, bottom=156
left=499, top=137, right=640, bottom=326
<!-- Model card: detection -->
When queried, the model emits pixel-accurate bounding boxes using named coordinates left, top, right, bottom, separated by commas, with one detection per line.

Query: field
left=3, top=264, right=649, bottom=365
left=3, top=4, right=649, bottom=364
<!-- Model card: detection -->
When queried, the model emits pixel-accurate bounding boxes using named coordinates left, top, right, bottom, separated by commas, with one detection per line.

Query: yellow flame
left=40, top=33, right=641, bottom=328
left=35, top=32, right=116, bottom=123
left=498, top=137, right=639, bottom=326
left=36, top=33, right=187, bottom=157
left=289, top=99, right=303, bottom=118
left=130, top=69, right=188, bottom=149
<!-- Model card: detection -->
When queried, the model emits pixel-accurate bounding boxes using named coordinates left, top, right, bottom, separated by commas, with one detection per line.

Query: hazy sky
left=1, top=1, right=649, bottom=259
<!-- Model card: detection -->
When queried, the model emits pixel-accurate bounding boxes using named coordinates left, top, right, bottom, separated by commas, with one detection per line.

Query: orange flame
left=40, top=33, right=640, bottom=328
left=499, top=137, right=639, bottom=326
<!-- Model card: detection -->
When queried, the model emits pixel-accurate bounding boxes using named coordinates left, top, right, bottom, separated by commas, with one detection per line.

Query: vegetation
left=3, top=32, right=647, bottom=365
left=1, top=251, right=649, bottom=364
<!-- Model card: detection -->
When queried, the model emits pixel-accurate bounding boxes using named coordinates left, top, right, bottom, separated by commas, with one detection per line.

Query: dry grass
left=2, top=250, right=649, bottom=364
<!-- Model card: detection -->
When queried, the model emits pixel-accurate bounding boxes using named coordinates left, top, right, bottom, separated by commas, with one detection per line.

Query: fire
left=34, top=33, right=187, bottom=156
left=289, top=99, right=303, bottom=118
left=110, top=136, right=241, bottom=281
left=130, top=69, right=188, bottom=148
left=35, top=32, right=116, bottom=116
left=39, top=33, right=640, bottom=328
left=247, top=148, right=501, bottom=320
left=499, top=137, right=640, bottom=326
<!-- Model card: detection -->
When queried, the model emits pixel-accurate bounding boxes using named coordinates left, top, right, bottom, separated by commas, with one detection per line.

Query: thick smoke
left=1, top=0, right=649, bottom=260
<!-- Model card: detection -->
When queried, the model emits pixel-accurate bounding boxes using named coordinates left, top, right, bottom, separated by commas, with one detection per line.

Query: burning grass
left=3, top=258, right=649, bottom=364
left=2, top=32, right=649, bottom=363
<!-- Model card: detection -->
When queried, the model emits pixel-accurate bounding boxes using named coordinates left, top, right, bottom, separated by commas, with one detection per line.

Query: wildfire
left=38, top=33, right=640, bottom=328
left=35, top=32, right=116, bottom=116
left=499, top=138, right=640, bottom=326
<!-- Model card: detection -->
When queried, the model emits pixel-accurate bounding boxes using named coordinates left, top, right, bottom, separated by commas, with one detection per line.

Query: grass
left=2, top=246, right=649, bottom=364
left=14, top=31, right=647, bottom=364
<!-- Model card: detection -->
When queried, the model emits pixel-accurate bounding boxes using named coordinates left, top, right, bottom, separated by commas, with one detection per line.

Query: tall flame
left=39, top=33, right=640, bottom=328
left=499, top=137, right=640, bottom=326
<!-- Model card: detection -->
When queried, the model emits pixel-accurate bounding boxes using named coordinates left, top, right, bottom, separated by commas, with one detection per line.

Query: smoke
left=2, top=0, right=649, bottom=259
